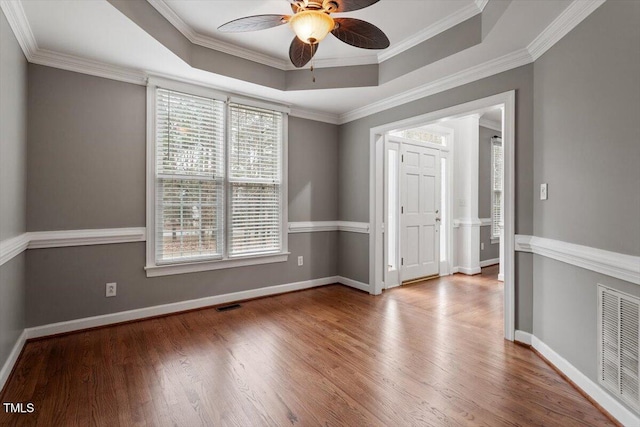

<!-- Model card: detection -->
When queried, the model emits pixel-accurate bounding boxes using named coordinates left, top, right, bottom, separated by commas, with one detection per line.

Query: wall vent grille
left=598, top=284, right=640, bottom=411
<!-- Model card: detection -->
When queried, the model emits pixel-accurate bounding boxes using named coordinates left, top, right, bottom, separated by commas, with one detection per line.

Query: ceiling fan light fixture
left=289, top=10, right=334, bottom=44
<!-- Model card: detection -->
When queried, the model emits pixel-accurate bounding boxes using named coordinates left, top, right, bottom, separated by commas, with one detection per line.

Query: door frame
left=384, top=134, right=452, bottom=287
left=368, top=91, right=516, bottom=341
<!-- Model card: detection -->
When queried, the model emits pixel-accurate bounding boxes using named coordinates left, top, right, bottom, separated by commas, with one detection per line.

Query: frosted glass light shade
left=289, top=10, right=334, bottom=44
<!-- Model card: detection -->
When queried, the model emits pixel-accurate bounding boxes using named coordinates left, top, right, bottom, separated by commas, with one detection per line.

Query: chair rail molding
left=0, top=233, right=30, bottom=267
left=28, top=228, right=147, bottom=249
left=515, top=235, right=640, bottom=285
left=288, top=221, right=370, bottom=234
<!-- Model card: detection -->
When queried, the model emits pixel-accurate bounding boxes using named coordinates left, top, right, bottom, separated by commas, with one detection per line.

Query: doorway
left=384, top=127, right=452, bottom=288
left=370, top=91, right=516, bottom=341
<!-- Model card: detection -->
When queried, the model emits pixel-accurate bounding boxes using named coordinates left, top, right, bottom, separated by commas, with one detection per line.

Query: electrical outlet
left=106, top=282, right=117, bottom=297
left=481, top=242, right=484, bottom=250
left=298, top=256, right=303, bottom=266
left=540, top=183, right=548, bottom=200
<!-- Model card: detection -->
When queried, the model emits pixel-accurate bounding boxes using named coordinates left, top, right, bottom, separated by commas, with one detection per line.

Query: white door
left=400, top=143, right=441, bottom=282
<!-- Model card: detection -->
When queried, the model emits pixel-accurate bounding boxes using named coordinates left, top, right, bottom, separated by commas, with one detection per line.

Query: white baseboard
left=480, top=258, right=500, bottom=268
left=0, top=329, right=27, bottom=393
left=454, top=266, right=482, bottom=275
left=25, top=276, right=340, bottom=339
left=337, top=276, right=370, bottom=293
left=514, top=329, right=532, bottom=345
left=526, top=334, right=639, bottom=426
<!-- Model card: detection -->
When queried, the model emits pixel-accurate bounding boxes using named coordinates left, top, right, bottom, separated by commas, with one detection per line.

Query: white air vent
left=598, top=284, right=640, bottom=411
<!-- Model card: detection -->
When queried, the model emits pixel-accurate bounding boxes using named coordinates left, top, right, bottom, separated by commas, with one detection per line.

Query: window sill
left=145, top=252, right=290, bottom=277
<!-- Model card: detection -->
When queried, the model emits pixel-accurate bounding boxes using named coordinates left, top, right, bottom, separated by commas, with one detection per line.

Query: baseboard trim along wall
left=479, top=258, right=499, bottom=268
left=0, top=330, right=27, bottom=395
left=337, top=276, right=371, bottom=293
left=451, top=266, right=482, bottom=275
left=515, top=235, right=640, bottom=285
left=0, top=274, right=370, bottom=393
left=25, top=276, right=374, bottom=339
left=514, top=330, right=639, bottom=426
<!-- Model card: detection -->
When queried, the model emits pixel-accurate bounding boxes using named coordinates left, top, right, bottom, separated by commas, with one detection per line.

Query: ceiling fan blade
left=288, top=0, right=301, bottom=14
left=218, top=15, right=289, bottom=32
left=289, top=37, right=319, bottom=68
left=331, top=18, right=390, bottom=49
left=329, top=0, right=380, bottom=13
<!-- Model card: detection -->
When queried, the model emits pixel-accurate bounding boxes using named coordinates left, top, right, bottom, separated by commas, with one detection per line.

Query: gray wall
left=479, top=126, right=500, bottom=262
left=25, top=65, right=340, bottom=326
left=338, top=65, right=534, bottom=331
left=532, top=0, right=640, bottom=415
left=0, top=10, right=28, bottom=370
left=533, top=1, right=640, bottom=257
left=27, top=65, right=146, bottom=231
left=288, top=118, right=338, bottom=222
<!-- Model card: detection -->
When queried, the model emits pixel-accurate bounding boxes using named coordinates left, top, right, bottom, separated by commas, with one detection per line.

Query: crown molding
left=0, top=3, right=339, bottom=124
left=148, top=0, right=379, bottom=71
left=148, top=0, right=484, bottom=70
left=338, top=0, right=606, bottom=124
left=289, top=108, right=340, bottom=125
left=28, top=47, right=340, bottom=123
left=527, top=0, right=606, bottom=61
left=4, top=0, right=605, bottom=126
left=147, top=0, right=291, bottom=70
left=31, top=49, right=147, bottom=85
left=475, top=0, right=489, bottom=12
left=378, top=2, right=481, bottom=62
left=479, top=117, right=501, bottom=131
left=0, top=0, right=37, bottom=58
left=339, top=48, right=533, bottom=124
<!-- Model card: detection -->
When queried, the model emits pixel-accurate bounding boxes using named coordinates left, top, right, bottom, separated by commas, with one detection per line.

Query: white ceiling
left=482, top=108, right=503, bottom=124
left=16, top=0, right=575, bottom=120
left=162, top=0, right=474, bottom=64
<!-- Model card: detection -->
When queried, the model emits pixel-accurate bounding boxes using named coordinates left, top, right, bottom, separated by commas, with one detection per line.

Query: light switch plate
left=540, top=183, right=548, bottom=200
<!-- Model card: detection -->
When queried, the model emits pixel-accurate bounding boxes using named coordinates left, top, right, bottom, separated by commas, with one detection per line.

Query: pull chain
left=310, top=44, right=316, bottom=83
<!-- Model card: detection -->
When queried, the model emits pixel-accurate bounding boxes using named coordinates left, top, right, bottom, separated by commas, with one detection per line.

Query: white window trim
left=490, top=136, right=503, bottom=240
left=145, top=77, right=289, bottom=277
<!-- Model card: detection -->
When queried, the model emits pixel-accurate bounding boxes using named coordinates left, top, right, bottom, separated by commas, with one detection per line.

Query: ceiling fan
left=218, top=0, right=390, bottom=69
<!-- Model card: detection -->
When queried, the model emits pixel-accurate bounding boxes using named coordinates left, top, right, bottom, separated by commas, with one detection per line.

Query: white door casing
left=400, top=143, right=440, bottom=282
left=369, top=90, right=516, bottom=342
left=384, top=137, right=401, bottom=289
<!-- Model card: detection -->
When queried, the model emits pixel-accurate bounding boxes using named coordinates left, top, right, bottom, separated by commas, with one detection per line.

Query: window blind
left=491, top=137, right=503, bottom=239
left=155, top=89, right=225, bottom=263
left=229, top=103, right=283, bottom=256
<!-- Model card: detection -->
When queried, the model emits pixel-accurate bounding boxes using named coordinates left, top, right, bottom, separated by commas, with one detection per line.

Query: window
left=146, top=79, right=288, bottom=276
left=491, top=136, right=503, bottom=240
left=389, top=128, right=445, bottom=145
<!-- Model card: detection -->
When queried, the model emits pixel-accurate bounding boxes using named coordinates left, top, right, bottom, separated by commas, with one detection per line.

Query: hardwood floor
left=1, top=266, right=615, bottom=426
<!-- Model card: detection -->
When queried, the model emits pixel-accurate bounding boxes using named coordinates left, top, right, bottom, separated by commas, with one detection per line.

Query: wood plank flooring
left=1, top=266, right=615, bottom=426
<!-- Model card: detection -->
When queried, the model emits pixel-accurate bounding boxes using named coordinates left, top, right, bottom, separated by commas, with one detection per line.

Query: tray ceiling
left=7, top=0, right=588, bottom=121
left=156, top=0, right=475, bottom=67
